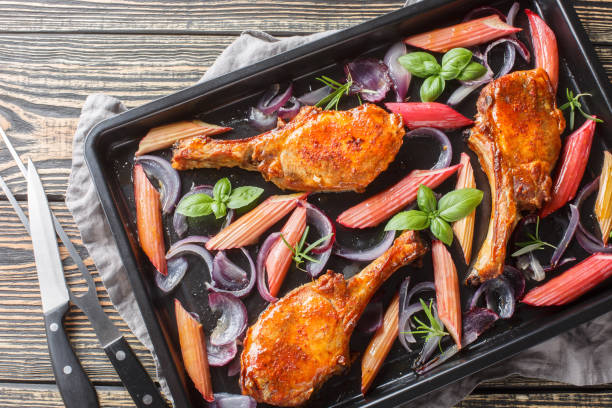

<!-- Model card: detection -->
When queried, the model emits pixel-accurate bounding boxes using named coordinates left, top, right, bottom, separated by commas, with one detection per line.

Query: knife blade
left=27, top=159, right=99, bottom=408
left=1, top=125, right=168, bottom=408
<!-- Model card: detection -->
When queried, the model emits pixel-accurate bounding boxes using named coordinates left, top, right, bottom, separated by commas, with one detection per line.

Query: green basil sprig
left=385, top=184, right=483, bottom=245
left=398, top=48, right=486, bottom=102
left=176, top=178, right=263, bottom=219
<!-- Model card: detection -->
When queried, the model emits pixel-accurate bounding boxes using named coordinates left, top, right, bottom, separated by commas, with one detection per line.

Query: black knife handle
left=104, top=336, right=168, bottom=408
left=44, top=303, right=99, bottom=408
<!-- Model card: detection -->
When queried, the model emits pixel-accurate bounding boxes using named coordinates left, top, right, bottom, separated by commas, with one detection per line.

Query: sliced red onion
left=415, top=343, right=460, bottom=375
left=226, top=356, right=241, bottom=377
left=155, top=257, right=188, bottom=293
left=166, top=239, right=213, bottom=278
left=278, top=97, right=301, bottom=120
left=212, top=251, right=248, bottom=291
left=207, top=340, right=237, bottom=367
left=550, top=204, right=580, bottom=268
left=485, top=38, right=530, bottom=78
left=208, top=247, right=256, bottom=299
left=256, top=232, right=281, bottom=302
left=485, top=277, right=515, bottom=319
left=506, top=2, right=519, bottom=25
left=462, top=307, right=500, bottom=345
left=573, top=178, right=612, bottom=254
left=384, top=42, right=412, bottom=102
left=173, top=186, right=213, bottom=237
left=398, top=302, right=423, bottom=351
left=398, top=277, right=412, bottom=312
left=334, top=230, right=395, bottom=262
left=356, top=298, right=383, bottom=334
left=468, top=282, right=488, bottom=311
left=527, top=251, right=546, bottom=281
left=257, top=83, right=293, bottom=115
left=447, top=82, right=483, bottom=106
left=503, top=265, right=525, bottom=300
left=405, top=127, right=453, bottom=170
left=413, top=304, right=443, bottom=367
left=249, top=107, right=278, bottom=131
left=463, top=6, right=506, bottom=22
left=300, top=201, right=335, bottom=254
left=544, top=257, right=577, bottom=272
left=344, top=58, right=392, bottom=103
left=298, top=86, right=331, bottom=106
left=221, top=208, right=235, bottom=231
left=135, top=155, right=181, bottom=215
left=405, top=281, right=436, bottom=307
left=208, top=292, right=248, bottom=346
left=305, top=244, right=332, bottom=277
left=211, top=393, right=257, bottom=408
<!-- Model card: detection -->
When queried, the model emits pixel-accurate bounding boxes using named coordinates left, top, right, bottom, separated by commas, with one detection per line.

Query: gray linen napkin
left=66, top=14, right=612, bottom=408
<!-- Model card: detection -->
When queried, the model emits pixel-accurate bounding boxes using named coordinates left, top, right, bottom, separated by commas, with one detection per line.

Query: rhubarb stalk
left=174, top=299, right=214, bottom=402
left=404, top=15, right=521, bottom=53
left=134, top=163, right=167, bottom=275
left=526, top=9, right=559, bottom=92
left=266, top=205, right=307, bottom=297
left=541, top=118, right=597, bottom=218
left=385, top=102, right=474, bottom=130
left=432, top=240, right=462, bottom=349
left=337, top=164, right=461, bottom=229
left=452, top=153, right=477, bottom=264
left=206, top=192, right=307, bottom=250
left=595, top=151, right=612, bottom=245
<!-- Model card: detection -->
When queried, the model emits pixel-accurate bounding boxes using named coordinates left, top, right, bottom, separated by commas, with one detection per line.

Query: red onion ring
left=384, top=42, right=412, bottom=102
left=503, top=265, right=525, bottom=300
left=166, top=238, right=213, bottom=277
left=344, top=58, right=392, bottom=103
left=463, top=6, right=506, bottom=22
left=573, top=178, right=612, bottom=253
left=297, top=86, right=331, bottom=106
left=173, top=185, right=213, bottom=237
left=208, top=247, right=256, bottom=299
left=207, top=340, right=237, bottom=367
left=257, top=83, right=293, bottom=115
left=135, top=155, right=181, bottom=215
left=155, top=257, right=188, bottom=293
left=356, top=297, right=383, bottom=334
left=249, top=107, right=278, bottom=131
left=256, top=232, right=281, bottom=302
left=398, top=302, right=423, bottom=351
left=278, top=97, right=301, bottom=120
left=485, top=278, right=515, bottom=319
left=406, top=281, right=436, bottom=306
left=168, top=235, right=210, bottom=252
left=299, top=201, right=335, bottom=254
left=212, top=251, right=248, bottom=290
left=210, top=393, right=257, bottom=408
left=334, top=230, right=395, bottom=262
left=305, top=244, right=332, bottom=277
left=462, top=307, right=500, bottom=346
left=226, top=356, right=241, bottom=377
left=405, top=127, right=453, bottom=170
left=208, top=292, right=248, bottom=346
left=447, top=82, right=482, bottom=106
left=550, top=204, right=580, bottom=268
left=413, top=304, right=443, bottom=367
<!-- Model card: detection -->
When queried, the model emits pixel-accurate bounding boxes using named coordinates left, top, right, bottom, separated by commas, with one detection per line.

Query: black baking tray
left=84, top=0, right=612, bottom=407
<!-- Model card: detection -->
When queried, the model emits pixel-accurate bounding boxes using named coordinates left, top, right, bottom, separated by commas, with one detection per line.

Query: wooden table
left=0, top=1, right=610, bottom=407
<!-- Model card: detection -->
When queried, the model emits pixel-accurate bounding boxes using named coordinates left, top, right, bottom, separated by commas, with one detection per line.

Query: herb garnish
left=385, top=184, right=483, bottom=246
left=559, top=89, right=603, bottom=130
left=315, top=75, right=353, bottom=110
left=398, top=48, right=487, bottom=102
left=404, top=298, right=449, bottom=351
left=511, top=216, right=556, bottom=257
left=176, top=178, right=263, bottom=219
left=281, top=226, right=334, bottom=271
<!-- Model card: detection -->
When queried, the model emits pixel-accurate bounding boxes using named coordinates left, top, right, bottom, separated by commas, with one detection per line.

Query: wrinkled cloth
left=66, top=4, right=612, bottom=406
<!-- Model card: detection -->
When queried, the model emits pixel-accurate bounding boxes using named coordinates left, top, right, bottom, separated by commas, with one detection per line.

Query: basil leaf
left=211, top=201, right=227, bottom=219
left=398, top=52, right=441, bottom=78
left=430, top=217, right=453, bottom=246
left=438, top=188, right=483, bottom=222
left=440, top=48, right=473, bottom=81
left=213, top=177, right=232, bottom=202
left=457, top=61, right=488, bottom=81
left=385, top=210, right=430, bottom=231
left=176, top=193, right=213, bottom=217
left=420, top=75, right=445, bottom=102
left=417, top=184, right=437, bottom=214
left=227, top=186, right=264, bottom=209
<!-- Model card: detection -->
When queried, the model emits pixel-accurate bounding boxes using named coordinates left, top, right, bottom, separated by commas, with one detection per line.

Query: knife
left=27, top=160, right=99, bottom=408
left=1, top=125, right=168, bottom=408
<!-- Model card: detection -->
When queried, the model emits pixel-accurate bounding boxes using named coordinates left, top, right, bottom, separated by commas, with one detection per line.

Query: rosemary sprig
left=281, top=226, right=334, bottom=271
left=315, top=75, right=353, bottom=110
left=405, top=299, right=448, bottom=351
left=559, top=89, right=603, bottom=130
left=511, top=216, right=556, bottom=257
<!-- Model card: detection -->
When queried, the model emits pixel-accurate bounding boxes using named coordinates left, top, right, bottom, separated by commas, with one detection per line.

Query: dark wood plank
left=0, top=0, right=607, bottom=45
left=0, top=34, right=610, bottom=198
left=0, top=201, right=156, bottom=383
